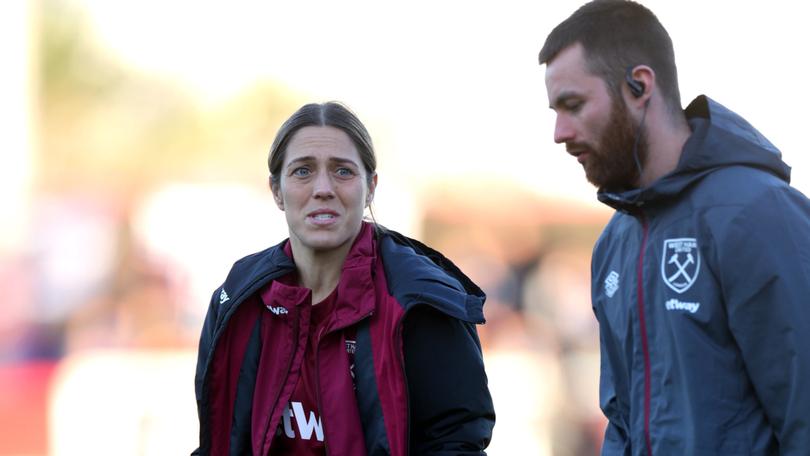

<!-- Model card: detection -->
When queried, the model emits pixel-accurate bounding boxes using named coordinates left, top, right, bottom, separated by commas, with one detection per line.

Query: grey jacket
left=593, top=96, right=810, bottom=455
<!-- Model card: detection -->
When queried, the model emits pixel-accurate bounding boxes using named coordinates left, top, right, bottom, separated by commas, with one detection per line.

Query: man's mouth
left=567, top=147, right=590, bottom=164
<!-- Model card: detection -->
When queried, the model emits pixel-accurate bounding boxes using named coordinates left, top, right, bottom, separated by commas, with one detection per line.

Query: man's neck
left=637, top=108, right=691, bottom=188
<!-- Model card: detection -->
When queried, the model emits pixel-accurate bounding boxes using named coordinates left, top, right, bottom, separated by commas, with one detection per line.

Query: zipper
left=636, top=214, right=653, bottom=456
left=396, top=307, right=415, bottom=456
left=315, top=310, right=374, bottom=456
left=315, top=326, right=329, bottom=456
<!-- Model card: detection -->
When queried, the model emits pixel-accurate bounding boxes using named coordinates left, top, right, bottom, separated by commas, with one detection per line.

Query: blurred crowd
left=0, top=1, right=611, bottom=454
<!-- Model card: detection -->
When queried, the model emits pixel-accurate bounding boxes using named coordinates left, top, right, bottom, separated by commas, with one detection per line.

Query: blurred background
left=1, top=1, right=807, bottom=454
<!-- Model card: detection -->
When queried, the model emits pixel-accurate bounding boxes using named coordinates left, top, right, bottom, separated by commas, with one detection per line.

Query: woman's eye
left=292, top=167, right=311, bottom=177
left=336, top=167, right=355, bottom=177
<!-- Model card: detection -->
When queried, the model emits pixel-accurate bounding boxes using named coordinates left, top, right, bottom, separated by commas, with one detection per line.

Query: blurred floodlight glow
left=49, top=350, right=198, bottom=455
left=32, top=198, right=118, bottom=322
left=133, top=183, right=286, bottom=266
left=485, top=350, right=561, bottom=455
left=132, top=183, right=288, bottom=321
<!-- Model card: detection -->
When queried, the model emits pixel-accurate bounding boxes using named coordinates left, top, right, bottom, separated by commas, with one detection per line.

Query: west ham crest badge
left=661, top=238, right=700, bottom=294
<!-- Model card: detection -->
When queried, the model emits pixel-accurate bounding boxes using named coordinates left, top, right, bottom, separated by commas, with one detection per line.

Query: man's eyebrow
left=550, top=91, right=579, bottom=110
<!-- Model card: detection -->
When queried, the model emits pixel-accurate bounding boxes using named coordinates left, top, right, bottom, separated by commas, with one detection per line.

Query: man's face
left=545, top=43, right=643, bottom=190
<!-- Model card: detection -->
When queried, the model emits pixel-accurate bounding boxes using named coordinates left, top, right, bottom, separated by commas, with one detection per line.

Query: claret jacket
left=593, top=96, right=810, bottom=455
left=192, top=222, right=495, bottom=455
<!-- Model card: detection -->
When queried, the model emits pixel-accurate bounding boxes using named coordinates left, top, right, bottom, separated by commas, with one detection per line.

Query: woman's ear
left=271, top=178, right=284, bottom=210
left=366, top=173, right=378, bottom=207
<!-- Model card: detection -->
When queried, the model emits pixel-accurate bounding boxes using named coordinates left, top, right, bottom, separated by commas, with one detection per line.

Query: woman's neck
left=290, top=239, right=352, bottom=304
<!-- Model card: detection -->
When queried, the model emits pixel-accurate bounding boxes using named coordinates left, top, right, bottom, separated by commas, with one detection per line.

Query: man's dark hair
left=539, top=0, right=681, bottom=114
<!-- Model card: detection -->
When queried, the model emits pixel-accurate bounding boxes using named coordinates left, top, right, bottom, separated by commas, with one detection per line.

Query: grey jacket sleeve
left=598, top=328, right=631, bottom=456
left=720, top=188, right=810, bottom=454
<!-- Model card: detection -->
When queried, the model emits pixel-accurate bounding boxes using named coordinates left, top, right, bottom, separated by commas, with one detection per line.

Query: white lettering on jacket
left=665, top=298, right=700, bottom=314
left=266, top=305, right=288, bottom=315
left=279, top=402, right=324, bottom=441
left=604, top=271, right=620, bottom=298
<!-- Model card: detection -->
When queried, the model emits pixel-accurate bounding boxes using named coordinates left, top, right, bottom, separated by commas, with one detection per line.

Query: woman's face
left=273, top=126, right=376, bottom=256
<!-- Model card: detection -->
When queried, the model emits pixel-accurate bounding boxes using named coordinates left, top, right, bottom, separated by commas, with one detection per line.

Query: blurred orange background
left=1, top=1, right=807, bottom=455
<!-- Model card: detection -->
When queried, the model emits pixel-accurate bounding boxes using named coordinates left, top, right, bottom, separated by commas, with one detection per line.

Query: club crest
left=661, top=238, right=700, bottom=294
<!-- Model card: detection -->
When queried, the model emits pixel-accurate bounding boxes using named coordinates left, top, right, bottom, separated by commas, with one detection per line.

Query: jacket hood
left=377, top=225, right=487, bottom=324
left=598, top=95, right=791, bottom=211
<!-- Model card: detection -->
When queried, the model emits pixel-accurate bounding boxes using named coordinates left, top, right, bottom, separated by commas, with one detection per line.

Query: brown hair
left=539, top=0, right=682, bottom=114
left=268, top=101, right=376, bottom=190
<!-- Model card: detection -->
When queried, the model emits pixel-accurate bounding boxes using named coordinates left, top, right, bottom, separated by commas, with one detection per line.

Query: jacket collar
left=597, top=95, right=790, bottom=212
left=260, top=222, right=377, bottom=332
left=378, top=227, right=487, bottom=324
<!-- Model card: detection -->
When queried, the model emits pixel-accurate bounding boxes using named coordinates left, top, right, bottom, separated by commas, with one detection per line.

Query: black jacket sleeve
left=403, top=305, right=495, bottom=455
left=191, top=285, right=223, bottom=456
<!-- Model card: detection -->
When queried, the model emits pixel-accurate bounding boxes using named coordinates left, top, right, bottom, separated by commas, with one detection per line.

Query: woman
left=192, top=102, right=495, bottom=455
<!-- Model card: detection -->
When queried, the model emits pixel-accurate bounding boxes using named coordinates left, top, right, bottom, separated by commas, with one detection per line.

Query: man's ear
left=625, top=64, right=655, bottom=107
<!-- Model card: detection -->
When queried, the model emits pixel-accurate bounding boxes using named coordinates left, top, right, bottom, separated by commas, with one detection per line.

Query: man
left=539, top=1, right=810, bottom=454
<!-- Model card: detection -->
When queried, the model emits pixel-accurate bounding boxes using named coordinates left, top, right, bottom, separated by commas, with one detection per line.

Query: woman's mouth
left=307, top=210, right=340, bottom=225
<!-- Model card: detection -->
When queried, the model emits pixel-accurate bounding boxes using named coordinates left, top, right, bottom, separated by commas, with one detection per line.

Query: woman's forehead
left=285, top=126, right=360, bottom=162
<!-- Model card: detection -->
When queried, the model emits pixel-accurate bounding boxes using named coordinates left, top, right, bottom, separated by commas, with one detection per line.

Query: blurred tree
left=38, top=0, right=301, bottom=202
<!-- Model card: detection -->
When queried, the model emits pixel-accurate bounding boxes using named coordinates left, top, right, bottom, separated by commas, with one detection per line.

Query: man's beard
left=582, top=97, right=647, bottom=191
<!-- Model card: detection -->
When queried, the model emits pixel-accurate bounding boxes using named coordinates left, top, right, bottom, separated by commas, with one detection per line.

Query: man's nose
left=553, top=115, right=575, bottom=144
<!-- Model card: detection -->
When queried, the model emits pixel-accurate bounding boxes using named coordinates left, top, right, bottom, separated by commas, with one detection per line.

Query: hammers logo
left=661, top=238, right=700, bottom=294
